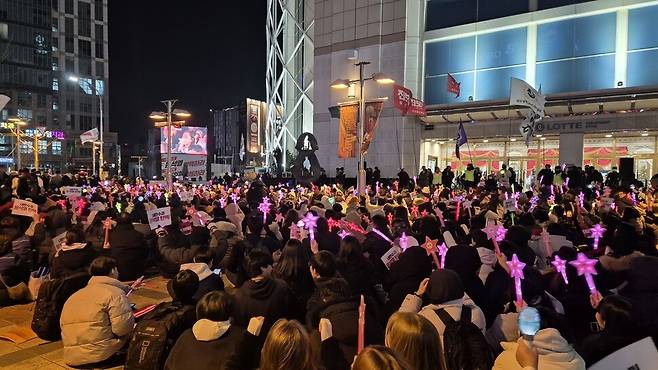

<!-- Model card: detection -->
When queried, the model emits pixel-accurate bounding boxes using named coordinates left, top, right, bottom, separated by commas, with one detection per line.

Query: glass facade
left=424, top=4, right=658, bottom=105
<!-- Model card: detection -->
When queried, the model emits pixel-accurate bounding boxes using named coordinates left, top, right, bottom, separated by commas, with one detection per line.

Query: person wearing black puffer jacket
left=50, top=227, right=98, bottom=279
left=232, top=250, right=291, bottom=336
left=309, top=277, right=384, bottom=370
left=157, top=220, right=204, bottom=278
left=108, top=212, right=147, bottom=281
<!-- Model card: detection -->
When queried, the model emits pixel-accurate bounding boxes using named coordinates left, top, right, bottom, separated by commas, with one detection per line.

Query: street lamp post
left=149, top=100, right=190, bottom=192
left=68, top=75, right=104, bottom=177
left=331, top=61, right=394, bottom=196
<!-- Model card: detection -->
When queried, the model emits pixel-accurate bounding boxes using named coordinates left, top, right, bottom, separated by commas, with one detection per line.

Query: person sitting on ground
left=49, top=226, right=98, bottom=279
left=108, top=211, right=147, bottom=281
left=165, top=291, right=253, bottom=370
left=259, top=319, right=316, bottom=370
left=60, top=257, right=134, bottom=367
left=385, top=312, right=444, bottom=370
left=179, top=247, right=224, bottom=302
left=305, top=250, right=338, bottom=327
left=232, top=250, right=291, bottom=335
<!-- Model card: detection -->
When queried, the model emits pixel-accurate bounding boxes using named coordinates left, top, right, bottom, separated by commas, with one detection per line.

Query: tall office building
left=0, top=0, right=115, bottom=172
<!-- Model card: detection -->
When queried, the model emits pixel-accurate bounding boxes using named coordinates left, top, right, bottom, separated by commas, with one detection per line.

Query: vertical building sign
left=247, top=99, right=260, bottom=154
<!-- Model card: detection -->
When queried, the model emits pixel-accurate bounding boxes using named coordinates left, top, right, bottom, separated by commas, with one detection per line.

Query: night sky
left=108, top=1, right=266, bottom=147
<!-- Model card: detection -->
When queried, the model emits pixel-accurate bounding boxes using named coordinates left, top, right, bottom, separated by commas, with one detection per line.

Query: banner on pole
left=392, top=84, right=426, bottom=116
left=361, top=101, right=384, bottom=154
left=80, top=128, right=99, bottom=144
left=509, top=77, right=545, bottom=116
left=338, top=104, right=358, bottom=159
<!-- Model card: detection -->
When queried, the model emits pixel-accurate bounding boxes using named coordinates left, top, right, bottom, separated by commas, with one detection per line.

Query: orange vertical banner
left=338, top=104, right=358, bottom=158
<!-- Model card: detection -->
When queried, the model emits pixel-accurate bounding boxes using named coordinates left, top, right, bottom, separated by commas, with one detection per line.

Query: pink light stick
left=589, top=223, right=606, bottom=250
left=578, top=192, right=585, bottom=209
left=399, top=232, right=409, bottom=251
left=434, top=208, right=446, bottom=228
left=506, top=253, right=526, bottom=304
left=219, top=197, right=226, bottom=208
left=569, top=252, right=598, bottom=293
left=438, top=242, right=448, bottom=269
left=338, top=230, right=350, bottom=239
left=413, top=176, right=417, bottom=187
left=258, top=197, right=271, bottom=224
left=302, top=212, right=319, bottom=241
left=422, top=237, right=441, bottom=270
left=540, top=228, right=552, bottom=259
left=483, top=223, right=503, bottom=254
left=551, top=255, right=569, bottom=284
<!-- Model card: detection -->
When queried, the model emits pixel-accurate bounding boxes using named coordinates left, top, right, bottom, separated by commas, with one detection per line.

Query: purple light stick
left=551, top=256, right=569, bottom=284
left=569, top=252, right=598, bottom=293
left=438, top=242, right=448, bottom=269
left=506, top=254, right=526, bottom=304
left=258, top=197, right=271, bottom=224
left=589, top=223, right=606, bottom=250
left=399, top=232, right=409, bottom=251
left=302, top=212, right=319, bottom=241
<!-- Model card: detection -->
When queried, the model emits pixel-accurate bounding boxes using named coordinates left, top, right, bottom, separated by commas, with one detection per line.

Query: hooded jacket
left=492, top=329, right=585, bottom=370
left=59, top=276, right=134, bottom=366
left=384, top=245, right=432, bottom=315
left=179, top=262, right=224, bottom=302
left=164, top=319, right=246, bottom=370
left=232, top=276, right=291, bottom=335
left=109, top=223, right=148, bottom=281
left=49, top=242, right=97, bottom=279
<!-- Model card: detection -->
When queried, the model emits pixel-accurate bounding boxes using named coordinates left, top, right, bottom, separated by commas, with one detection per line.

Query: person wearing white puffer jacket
left=493, top=327, right=586, bottom=370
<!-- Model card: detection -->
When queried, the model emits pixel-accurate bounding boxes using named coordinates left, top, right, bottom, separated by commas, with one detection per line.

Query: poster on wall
left=160, top=127, right=208, bottom=155
left=247, top=99, right=261, bottom=154
left=161, top=154, right=207, bottom=181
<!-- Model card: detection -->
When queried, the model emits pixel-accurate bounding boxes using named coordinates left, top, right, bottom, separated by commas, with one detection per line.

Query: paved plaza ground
left=0, top=276, right=171, bottom=370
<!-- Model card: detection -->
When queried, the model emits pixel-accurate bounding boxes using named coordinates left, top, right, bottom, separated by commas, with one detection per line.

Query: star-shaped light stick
left=578, top=192, right=585, bottom=209
left=387, top=213, right=393, bottom=225
left=434, top=207, right=446, bottom=228
left=327, top=218, right=339, bottom=231
left=275, top=213, right=285, bottom=224
left=569, top=252, right=598, bottom=293
left=258, top=197, right=271, bottom=224
left=483, top=223, right=503, bottom=254
left=230, top=193, right=239, bottom=203
left=551, top=255, right=569, bottom=284
left=411, top=205, right=419, bottom=218
left=422, top=237, right=441, bottom=270
left=219, top=197, right=226, bottom=208
left=338, top=230, right=350, bottom=239
left=302, top=212, right=319, bottom=241
left=506, top=253, right=526, bottom=305
left=589, top=223, right=606, bottom=250
left=399, top=232, right=409, bottom=251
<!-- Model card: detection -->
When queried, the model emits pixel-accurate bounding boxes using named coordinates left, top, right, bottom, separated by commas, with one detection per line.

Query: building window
left=94, top=0, right=104, bottom=21
left=65, top=98, right=75, bottom=111
left=79, top=57, right=92, bottom=75
left=65, top=0, right=74, bottom=14
left=95, top=80, right=104, bottom=95
left=52, top=0, right=59, bottom=11
left=95, top=61, right=105, bottom=77
left=52, top=36, right=58, bottom=52
left=52, top=141, right=62, bottom=155
left=78, top=40, right=91, bottom=57
left=65, top=36, right=74, bottom=53
left=95, top=41, right=104, bottom=59
left=37, top=114, right=47, bottom=125
left=79, top=115, right=92, bottom=131
left=78, top=2, right=91, bottom=37
left=17, top=109, right=32, bottom=120
left=78, top=78, right=93, bottom=94
left=80, top=100, right=92, bottom=113
left=37, top=94, right=47, bottom=108
left=52, top=17, right=59, bottom=32
left=21, top=142, right=32, bottom=154
left=65, top=17, right=74, bottom=34
left=17, top=92, right=32, bottom=106
left=52, top=77, right=59, bottom=91
left=52, top=58, right=59, bottom=71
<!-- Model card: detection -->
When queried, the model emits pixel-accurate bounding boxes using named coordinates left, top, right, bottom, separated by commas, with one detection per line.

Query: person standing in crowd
left=464, top=163, right=476, bottom=190
left=441, top=166, right=454, bottom=189
left=60, top=257, right=134, bottom=367
left=397, top=168, right=410, bottom=190
left=432, top=166, right=442, bottom=187
left=537, top=164, right=554, bottom=186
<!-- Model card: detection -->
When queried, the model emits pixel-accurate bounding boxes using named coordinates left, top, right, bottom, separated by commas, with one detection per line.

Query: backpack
left=31, top=272, right=90, bottom=341
left=434, top=305, right=494, bottom=370
left=125, top=302, right=195, bottom=370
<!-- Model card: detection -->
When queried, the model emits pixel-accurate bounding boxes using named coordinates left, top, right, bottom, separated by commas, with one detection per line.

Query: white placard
left=503, top=198, right=516, bottom=212
left=63, top=186, right=83, bottom=200
left=11, top=199, right=38, bottom=218
left=179, top=191, right=193, bottom=202
left=588, top=337, right=658, bottom=370
left=147, top=207, right=172, bottom=230
left=52, top=231, right=67, bottom=248
left=381, top=245, right=402, bottom=270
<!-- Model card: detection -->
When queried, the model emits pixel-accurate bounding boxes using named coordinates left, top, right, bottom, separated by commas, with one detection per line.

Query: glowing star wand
left=569, top=252, right=598, bottom=293
left=399, top=232, right=409, bottom=251
left=438, top=242, right=448, bottom=269
left=434, top=207, right=446, bottom=228
left=302, top=212, right=319, bottom=241
left=506, top=253, right=526, bottom=305
left=589, top=223, right=606, bottom=250
left=483, top=223, right=504, bottom=254
left=422, top=237, right=441, bottom=270
left=258, top=197, right=271, bottom=224
left=551, top=255, right=569, bottom=284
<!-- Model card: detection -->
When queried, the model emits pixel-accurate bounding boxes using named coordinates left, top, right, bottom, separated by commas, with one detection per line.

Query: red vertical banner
left=407, top=98, right=427, bottom=116
left=392, top=84, right=412, bottom=114
left=361, top=101, right=384, bottom=154
left=338, top=104, right=358, bottom=158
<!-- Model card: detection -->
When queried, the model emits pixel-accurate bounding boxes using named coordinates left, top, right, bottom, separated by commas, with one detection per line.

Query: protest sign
left=588, top=336, right=658, bottom=370
left=63, top=186, right=83, bottom=200
left=179, top=191, right=193, bottom=202
left=52, top=231, right=67, bottom=249
left=147, top=207, right=172, bottom=230
left=504, top=198, right=516, bottom=212
left=381, top=245, right=402, bottom=269
left=11, top=199, right=38, bottom=218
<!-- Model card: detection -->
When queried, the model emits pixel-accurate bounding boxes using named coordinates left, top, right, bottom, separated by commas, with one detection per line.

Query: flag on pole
left=456, top=122, right=467, bottom=159
left=509, top=77, right=545, bottom=116
left=447, top=73, right=461, bottom=98
left=80, top=128, right=99, bottom=144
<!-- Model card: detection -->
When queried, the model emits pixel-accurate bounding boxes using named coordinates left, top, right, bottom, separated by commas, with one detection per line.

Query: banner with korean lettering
left=391, top=84, right=426, bottom=116
left=11, top=199, right=38, bottom=218
left=338, top=103, right=358, bottom=159
left=147, top=207, right=172, bottom=230
left=407, top=98, right=427, bottom=116
left=161, top=154, right=207, bottom=181
left=509, top=77, right=545, bottom=116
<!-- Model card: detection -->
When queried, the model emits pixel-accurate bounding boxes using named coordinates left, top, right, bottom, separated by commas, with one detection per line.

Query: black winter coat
left=232, top=277, right=291, bottom=335
left=165, top=326, right=245, bottom=370
left=49, top=244, right=98, bottom=279
left=109, top=223, right=148, bottom=281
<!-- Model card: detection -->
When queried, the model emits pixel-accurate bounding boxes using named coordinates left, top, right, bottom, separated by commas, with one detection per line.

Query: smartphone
left=518, top=307, right=541, bottom=340
left=213, top=268, right=221, bottom=275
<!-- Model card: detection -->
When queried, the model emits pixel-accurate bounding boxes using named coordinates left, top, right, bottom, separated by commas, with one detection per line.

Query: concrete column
left=559, top=132, right=584, bottom=167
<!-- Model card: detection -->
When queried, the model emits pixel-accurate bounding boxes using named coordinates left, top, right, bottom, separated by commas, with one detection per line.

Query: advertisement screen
left=160, top=126, right=207, bottom=155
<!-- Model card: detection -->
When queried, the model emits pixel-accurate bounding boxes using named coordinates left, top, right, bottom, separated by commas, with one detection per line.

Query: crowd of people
left=0, top=162, right=657, bottom=369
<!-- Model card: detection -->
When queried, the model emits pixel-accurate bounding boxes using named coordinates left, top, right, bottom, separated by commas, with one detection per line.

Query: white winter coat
left=493, top=328, right=586, bottom=370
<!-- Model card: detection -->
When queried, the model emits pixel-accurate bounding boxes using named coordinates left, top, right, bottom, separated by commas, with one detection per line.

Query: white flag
left=0, top=94, right=10, bottom=111
left=80, top=128, right=99, bottom=144
left=510, top=78, right=545, bottom=116
left=519, top=112, right=543, bottom=147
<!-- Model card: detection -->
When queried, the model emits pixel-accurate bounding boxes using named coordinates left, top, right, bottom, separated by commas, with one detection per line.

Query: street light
left=148, top=100, right=191, bottom=192
left=6, top=118, right=27, bottom=169
left=330, top=61, right=395, bottom=196
left=68, top=74, right=105, bottom=178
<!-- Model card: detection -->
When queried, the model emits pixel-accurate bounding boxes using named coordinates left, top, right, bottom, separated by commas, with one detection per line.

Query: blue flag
left=456, top=122, right=467, bottom=159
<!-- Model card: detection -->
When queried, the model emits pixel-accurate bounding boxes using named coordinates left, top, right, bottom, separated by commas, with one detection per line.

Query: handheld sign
left=11, top=199, right=38, bottom=218
left=380, top=245, right=402, bottom=270
left=147, top=207, right=172, bottom=230
left=63, top=186, right=83, bottom=200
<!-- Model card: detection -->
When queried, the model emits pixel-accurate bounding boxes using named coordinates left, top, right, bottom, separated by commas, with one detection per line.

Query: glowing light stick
left=357, top=295, right=366, bottom=354
left=338, top=230, right=349, bottom=239
left=399, top=232, right=409, bottom=251
left=455, top=196, right=462, bottom=221
left=631, top=192, right=637, bottom=205
left=589, top=223, right=606, bottom=250
left=438, top=242, right=448, bottom=269
left=230, top=193, right=239, bottom=203
left=413, top=176, right=417, bottom=187
left=372, top=228, right=393, bottom=244
left=506, top=253, right=526, bottom=305
left=411, top=205, right=419, bottom=218
left=387, top=213, right=393, bottom=225
left=102, top=217, right=112, bottom=248
left=258, top=197, right=271, bottom=224
left=551, top=255, right=568, bottom=284
left=421, top=209, right=429, bottom=217
left=422, top=237, right=441, bottom=269
left=540, top=228, right=552, bottom=259
left=578, top=192, right=585, bottom=209
left=434, top=208, right=446, bottom=228
left=327, top=218, right=339, bottom=231
left=375, top=181, right=380, bottom=194
left=529, top=196, right=539, bottom=212
left=275, top=213, right=284, bottom=224
left=569, top=252, right=598, bottom=293
left=219, top=197, right=226, bottom=208
left=302, top=212, right=319, bottom=241
left=483, top=223, right=503, bottom=254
